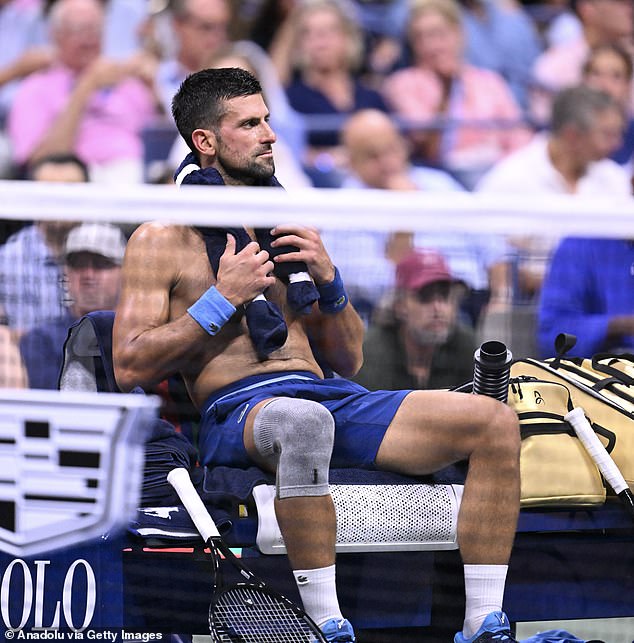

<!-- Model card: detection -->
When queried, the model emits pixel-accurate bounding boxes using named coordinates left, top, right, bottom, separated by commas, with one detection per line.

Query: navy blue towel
left=142, top=418, right=200, bottom=506
left=174, top=153, right=319, bottom=357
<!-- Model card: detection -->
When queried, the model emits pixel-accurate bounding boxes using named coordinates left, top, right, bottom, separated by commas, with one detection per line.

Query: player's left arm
left=270, top=223, right=364, bottom=377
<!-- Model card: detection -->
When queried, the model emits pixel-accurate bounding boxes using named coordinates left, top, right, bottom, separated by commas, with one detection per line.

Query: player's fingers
left=271, top=223, right=316, bottom=236
left=243, top=241, right=261, bottom=254
left=274, top=250, right=302, bottom=263
left=270, top=233, right=306, bottom=249
left=223, top=233, right=236, bottom=255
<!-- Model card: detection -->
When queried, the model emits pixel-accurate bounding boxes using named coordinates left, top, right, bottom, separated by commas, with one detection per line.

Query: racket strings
left=212, top=586, right=321, bottom=642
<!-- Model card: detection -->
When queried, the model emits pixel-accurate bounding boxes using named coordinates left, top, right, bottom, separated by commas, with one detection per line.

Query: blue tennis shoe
left=320, top=617, right=356, bottom=642
left=454, top=611, right=518, bottom=642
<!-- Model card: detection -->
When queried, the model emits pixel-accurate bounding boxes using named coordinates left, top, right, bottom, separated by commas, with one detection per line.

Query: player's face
left=214, top=94, right=277, bottom=185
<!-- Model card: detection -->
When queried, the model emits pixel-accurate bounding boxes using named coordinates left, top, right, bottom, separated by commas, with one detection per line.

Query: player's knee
left=473, top=397, right=520, bottom=454
left=498, top=400, right=520, bottom=434
left=253, top=398, right=334, bottom=455
left=488, top=400, right=521, bottom=463
left=253, top=398, right=334, bottom=499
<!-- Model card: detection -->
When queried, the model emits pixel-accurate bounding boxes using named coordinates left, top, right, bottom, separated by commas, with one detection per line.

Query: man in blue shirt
left=538, top=237, right=634, bottom=357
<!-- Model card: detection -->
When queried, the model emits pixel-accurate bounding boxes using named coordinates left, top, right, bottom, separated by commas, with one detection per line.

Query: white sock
left=293, top=564, right=343, bottom=627
left=462, top=564, right=508, bottom=638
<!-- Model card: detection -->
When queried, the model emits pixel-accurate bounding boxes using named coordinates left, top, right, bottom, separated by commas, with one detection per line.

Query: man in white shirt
left=477, top=85, right=631, bottom=300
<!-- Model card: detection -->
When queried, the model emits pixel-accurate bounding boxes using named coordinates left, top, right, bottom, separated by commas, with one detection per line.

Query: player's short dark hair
left=172, top=67, right=263, bottom=154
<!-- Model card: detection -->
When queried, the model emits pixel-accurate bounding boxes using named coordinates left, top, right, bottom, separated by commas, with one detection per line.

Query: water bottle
left=472, top=340, right=513, bottom=403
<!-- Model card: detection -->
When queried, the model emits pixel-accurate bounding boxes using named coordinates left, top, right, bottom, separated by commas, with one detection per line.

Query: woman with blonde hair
left=382, top=0, right=532, bottom=188
left=270, top=0, right=389, bottom=184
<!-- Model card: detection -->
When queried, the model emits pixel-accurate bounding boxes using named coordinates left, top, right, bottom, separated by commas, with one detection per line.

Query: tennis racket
left=167, top=467, right=327, bottom=642
left=565, top=407, right=634, bottom=520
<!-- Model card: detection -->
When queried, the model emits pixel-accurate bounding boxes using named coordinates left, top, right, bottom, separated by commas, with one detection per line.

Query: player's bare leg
left=376, top=390, right=521, bottom=641
left=244, top=398, right=337, bottom=568
left=244, top=399, right=350, bottom=640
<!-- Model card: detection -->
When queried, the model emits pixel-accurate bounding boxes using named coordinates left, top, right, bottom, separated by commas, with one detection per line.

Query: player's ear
left=191, top=128, right=217, bottom=158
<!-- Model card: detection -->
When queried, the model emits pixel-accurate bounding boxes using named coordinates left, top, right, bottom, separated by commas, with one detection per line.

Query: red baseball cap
left=395, top=249, right=455, bottom=291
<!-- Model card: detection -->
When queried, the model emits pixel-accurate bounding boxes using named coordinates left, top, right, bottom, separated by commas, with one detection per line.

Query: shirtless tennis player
left=113, top=67, right=521, bottom=643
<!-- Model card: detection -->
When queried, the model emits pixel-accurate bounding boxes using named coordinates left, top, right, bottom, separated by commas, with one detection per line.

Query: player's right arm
left=113, top=224, right=274, bottom=392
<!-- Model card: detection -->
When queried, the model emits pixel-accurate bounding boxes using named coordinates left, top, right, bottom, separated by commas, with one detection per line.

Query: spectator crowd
left=0, top=0, right=633, bottom=389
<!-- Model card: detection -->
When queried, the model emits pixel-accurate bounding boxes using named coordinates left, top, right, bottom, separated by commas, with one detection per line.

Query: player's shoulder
left=128, top=221, right=199, bottom=247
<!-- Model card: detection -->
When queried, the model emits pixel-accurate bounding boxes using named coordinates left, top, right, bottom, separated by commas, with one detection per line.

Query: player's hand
left=215, top=234, right=276, bottom=306
left=269, top=224, right=335, bottom=285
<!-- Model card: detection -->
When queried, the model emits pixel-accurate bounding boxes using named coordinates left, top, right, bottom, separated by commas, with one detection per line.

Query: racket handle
left=167, top=467, right=221, bottom=541
left=565, top=407, right=629, bottom=495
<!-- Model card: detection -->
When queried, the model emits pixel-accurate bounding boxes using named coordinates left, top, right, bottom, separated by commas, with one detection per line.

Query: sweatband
left=187, top=286, right=236, bottom=335
left=317, top=267, right=348, bottom=314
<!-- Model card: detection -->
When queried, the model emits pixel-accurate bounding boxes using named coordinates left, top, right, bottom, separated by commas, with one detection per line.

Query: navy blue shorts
left=198, top=371, right=412, bottom=469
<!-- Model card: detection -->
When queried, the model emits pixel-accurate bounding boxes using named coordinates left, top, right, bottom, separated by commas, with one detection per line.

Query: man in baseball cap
left=64, top=222, right=126, bottom=266
left=20, top=223, right=127, bottom=389
left=353, top=248, right=476, bottom=391
left=396, top=247, right=461, bottom=294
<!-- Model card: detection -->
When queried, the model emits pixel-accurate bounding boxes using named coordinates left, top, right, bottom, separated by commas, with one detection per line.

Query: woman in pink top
left=382, top=0, right=532, bottom=188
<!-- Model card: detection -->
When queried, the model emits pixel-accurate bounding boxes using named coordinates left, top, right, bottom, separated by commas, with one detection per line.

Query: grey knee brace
left=253, top=398, right=334, bottom=499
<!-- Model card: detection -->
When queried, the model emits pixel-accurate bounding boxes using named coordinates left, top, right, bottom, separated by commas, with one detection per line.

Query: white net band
left=1, top=180, right=633, bottom=238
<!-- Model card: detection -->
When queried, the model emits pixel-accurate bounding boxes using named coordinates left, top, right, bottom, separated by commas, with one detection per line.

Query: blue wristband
left=317, top=267, right=348, bottom=314
left=187, top=286, right=236, bottom=335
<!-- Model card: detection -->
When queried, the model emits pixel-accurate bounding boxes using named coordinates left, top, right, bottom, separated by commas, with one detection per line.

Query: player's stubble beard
left=219, top=144, right=276, bottom=185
